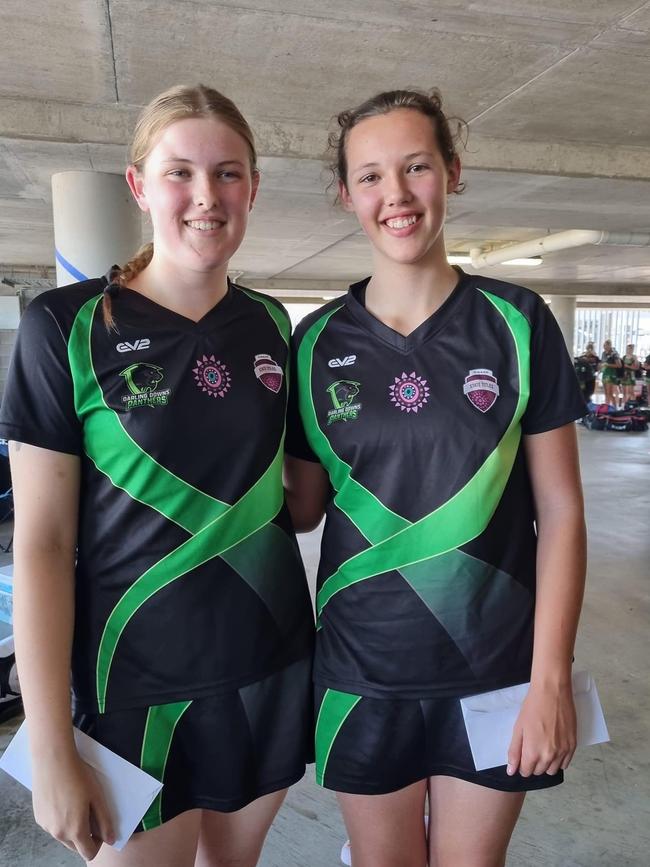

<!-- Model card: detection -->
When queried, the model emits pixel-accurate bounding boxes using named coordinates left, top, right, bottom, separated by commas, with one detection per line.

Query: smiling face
left=339, top=108, right=460, bottom=270
left=126, top=116, right=259, bottom=277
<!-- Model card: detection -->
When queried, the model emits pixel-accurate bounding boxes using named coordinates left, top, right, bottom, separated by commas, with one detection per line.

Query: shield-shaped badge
left=463, top=368, right=499, bottom=412
left=254, top=354, right=283, bottom=393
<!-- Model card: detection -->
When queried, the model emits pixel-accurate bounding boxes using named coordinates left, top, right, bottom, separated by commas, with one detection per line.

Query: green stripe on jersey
left=140, top=700, right=192, bottom=830
left=68, top=296, right=229, bottom=533
left=94, top=441, right=284, bottom=711
left=239, top=287, right=291, bottom=346
left=307, top=290, right=531, bottom=620
left=315, top=688, right=362, bottom=787
left=68, top=295, right=291, bottom=711
left=297, top=304, right=409, bottom=542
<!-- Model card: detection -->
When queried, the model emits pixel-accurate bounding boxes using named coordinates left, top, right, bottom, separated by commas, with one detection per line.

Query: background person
left=620, top=344, right=639, bottom=406
left=574, top=342, right=600, bottom=404
left=0, top=84, right=313, bottom=867
left=599, top=339, right=622, bottom=409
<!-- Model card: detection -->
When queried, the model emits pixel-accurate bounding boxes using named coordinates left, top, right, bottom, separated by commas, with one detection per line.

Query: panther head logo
left=327, top=380, right=360, bottom=410
left=120, top=363, right=164, bottom=396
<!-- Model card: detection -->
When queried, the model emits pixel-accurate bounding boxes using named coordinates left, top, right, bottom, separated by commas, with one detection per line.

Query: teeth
left=386, top=215, right=418, bottom=229
left=186, top=220, right=222, bottom=230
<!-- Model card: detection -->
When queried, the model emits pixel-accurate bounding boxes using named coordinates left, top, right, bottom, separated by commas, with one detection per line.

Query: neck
left=129, top=255, right=230, bottom=321
left=365, top=251, right=459, bottom=337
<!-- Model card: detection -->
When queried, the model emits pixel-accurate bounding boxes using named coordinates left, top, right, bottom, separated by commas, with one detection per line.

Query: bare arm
left=10, top=441, right=113, bottom=858
left=507, top=423, right=586, bottom=777
left=11, top=441, right=79, bottom=758
left=283, top=455, right=329, bottom=532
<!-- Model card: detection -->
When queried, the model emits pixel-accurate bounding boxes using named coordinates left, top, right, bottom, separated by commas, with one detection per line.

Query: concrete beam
left=3, top=97, right=650, bottom=181
left=466, top=134, right=650, bottom=182
left=0, top=98, right=137, bottom=146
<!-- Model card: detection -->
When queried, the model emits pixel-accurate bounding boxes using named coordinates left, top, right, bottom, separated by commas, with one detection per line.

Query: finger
left=532, top=757, right=552, bottom=776
left=545, top=757, right=563, bottom=776
left=507, top=726, right=524, bottom=776
left=560, top=747, right=576, bottom=771
left=91, top=799, right=115, bottom=847
left=73, top=807, right=101, bottom=862
left=74, top=832, right=101, bottom=862
left=518, top=747, right=536, bottom=778
left=60, top=839, right=78, bottom=853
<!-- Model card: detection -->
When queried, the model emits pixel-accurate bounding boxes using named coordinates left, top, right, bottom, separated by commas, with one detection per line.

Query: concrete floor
left=0, top=425, right=648, bottom=866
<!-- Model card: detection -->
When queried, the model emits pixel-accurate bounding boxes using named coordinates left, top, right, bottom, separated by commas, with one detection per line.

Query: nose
left=193, top=174, right=220, bottom=210
left=384, top=172, right=412, bottom=207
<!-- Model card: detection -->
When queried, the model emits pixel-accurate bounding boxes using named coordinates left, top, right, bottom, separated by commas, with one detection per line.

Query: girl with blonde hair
left=0, top=84, right=313, bottom=866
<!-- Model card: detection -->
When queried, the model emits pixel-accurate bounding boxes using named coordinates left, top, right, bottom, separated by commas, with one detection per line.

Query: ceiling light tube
left=447, top=254, right=542, bottom=267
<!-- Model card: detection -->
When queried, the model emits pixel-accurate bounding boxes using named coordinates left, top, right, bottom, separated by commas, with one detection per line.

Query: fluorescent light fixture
left=502, top=257, right=543, bottom=267
left=447, top=254, right=542, bottom=267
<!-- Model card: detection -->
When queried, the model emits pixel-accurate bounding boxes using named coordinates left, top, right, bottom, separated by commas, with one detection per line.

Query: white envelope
left=460, top=670, right=610, bottom=772
left=0, top=721, right=163, bottom=850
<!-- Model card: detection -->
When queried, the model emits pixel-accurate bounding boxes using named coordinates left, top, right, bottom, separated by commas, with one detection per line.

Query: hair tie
left=104, top=282, right=120, bottom=299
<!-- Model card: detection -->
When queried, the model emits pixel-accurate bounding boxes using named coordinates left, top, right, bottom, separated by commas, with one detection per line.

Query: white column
left=549, top=295, right=577, bottom=356
left=52, top=172, right=141, bottom=287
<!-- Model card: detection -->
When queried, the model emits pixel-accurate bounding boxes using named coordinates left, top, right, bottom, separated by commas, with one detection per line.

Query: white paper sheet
left=460, top=670, right=609, bottom=772
left=0, top=721, right=162, bottom=850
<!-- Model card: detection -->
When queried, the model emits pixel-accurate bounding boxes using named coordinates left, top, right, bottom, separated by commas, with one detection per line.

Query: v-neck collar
left=345, top=268, right=471, bottom=354
left=105, top=276, right=236, bottom=335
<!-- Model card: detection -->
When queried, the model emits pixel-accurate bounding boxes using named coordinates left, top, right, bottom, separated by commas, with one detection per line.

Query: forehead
left=345, top=109, right=438, bottom=167
left=147, top=116, right=249, bottom=163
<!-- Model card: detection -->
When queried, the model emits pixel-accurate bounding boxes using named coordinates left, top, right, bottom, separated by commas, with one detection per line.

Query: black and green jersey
left=0, top=278, right=313, bottom=713
left=288, top=272, right=585, bottom=700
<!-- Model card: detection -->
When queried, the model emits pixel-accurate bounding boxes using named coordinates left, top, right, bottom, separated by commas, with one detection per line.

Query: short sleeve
left=0, top=296, right=82, bottom=454
left=285, top=336, right=319, bottom=462
left=520, top=298, right=587, bottom=435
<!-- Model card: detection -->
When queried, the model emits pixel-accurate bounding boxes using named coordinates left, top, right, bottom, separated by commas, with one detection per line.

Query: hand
left=31, top=748, right=115, bottom=860
left=506, top=682, right=577, bottom=777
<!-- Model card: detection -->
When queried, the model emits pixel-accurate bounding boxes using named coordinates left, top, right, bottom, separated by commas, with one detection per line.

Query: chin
left=382, top=248, right=431, bottom=267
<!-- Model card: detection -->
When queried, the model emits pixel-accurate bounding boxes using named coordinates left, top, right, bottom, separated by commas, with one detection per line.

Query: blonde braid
left=116, top=242, right=154, bottom=287
left=102, top=243, right=154, bottom=331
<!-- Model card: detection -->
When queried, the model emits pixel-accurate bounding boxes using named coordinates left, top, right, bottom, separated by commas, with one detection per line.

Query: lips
left=184, top=219, right=225, bottom=231
left=381, top=213, right=422, bottom=235
left=384, top=214, right=419, bottom=229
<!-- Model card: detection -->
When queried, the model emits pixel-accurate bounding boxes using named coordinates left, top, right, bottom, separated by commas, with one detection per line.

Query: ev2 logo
left=328, top=355, right=356, bottom=368
left=116, top=338, right=151, bottom=353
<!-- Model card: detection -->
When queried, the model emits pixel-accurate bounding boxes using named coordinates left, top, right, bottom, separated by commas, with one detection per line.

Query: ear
left=446, top=155, right=461, bottom=194
left=249, top=169, right=261, bottom=212
left=125, top=165, right=149, bottom=212
left=338, top=179, right=355, bottom=212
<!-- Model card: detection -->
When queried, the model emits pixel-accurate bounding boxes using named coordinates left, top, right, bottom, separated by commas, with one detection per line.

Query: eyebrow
left=160, top=157, right=246, bottom=167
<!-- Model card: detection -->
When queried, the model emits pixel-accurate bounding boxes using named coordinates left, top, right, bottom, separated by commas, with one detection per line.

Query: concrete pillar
left=549, top=295, right=577, bottom=356
left=51, top=172, right=141, bottom=287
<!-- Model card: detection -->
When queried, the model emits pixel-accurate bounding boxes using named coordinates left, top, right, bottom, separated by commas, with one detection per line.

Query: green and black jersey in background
left=287, top=271, right=585, bottom=701
left=0, top=278, right=313, bottom=714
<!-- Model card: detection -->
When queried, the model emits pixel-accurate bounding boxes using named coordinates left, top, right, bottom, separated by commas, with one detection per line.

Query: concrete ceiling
left=1, top=0, right=650, bottom=299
